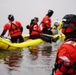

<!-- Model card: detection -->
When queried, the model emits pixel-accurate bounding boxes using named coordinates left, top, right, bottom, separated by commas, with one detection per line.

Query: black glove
left=51, top=36, right=59, bottom=42
left=0, top=35, right=3, bottom=38
left=26, top=25, right=30, bottom=29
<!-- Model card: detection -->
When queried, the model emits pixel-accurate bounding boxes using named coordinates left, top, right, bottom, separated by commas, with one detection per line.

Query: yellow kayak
left=0, top=36, right=43, bottom=50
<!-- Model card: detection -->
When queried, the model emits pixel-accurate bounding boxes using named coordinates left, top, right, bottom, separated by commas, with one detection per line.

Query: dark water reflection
left=0, top=41, right=62, bottom=75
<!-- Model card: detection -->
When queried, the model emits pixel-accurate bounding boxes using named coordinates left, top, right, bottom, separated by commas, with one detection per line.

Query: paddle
left=41, top=33, right=53, bottom=37
left=41, top=33, right=66, bottom=40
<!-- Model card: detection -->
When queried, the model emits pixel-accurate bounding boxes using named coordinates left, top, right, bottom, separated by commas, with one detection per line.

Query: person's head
left=34, top=17, right=39, bottom=22
left=47, top=9, right=54, bottom=17
left=8, top=14, right=14, bottom=21
left=61, top=14, right=76, bottom=39
left=33, top=17, right=39, bottom=24
left=54, top=20, right=60, bottom=27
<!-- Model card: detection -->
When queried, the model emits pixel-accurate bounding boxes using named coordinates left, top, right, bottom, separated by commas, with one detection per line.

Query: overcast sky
left=0, top=0, right=76, bottom=36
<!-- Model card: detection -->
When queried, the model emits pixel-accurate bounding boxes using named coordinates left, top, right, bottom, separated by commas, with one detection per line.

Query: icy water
left=0, top=41, right=62, bottom=75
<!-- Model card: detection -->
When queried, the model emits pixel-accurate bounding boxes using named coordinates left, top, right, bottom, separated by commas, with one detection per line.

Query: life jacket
left=54, top=39, right=76, bottom=75
left=9, top=22, right=21, bottom=37
left=41, top=15, right=51, bottom=29
left=30, top=24, right=42, bottom=36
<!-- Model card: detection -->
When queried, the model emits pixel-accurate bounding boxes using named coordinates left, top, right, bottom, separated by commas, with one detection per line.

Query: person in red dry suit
left=41, top=9, right=54, bottom=35
left=51, top=14, right=76, bottom=75
left=26, top=17, right=42, bottom=39
left=1, top=14, right=24, bottom=43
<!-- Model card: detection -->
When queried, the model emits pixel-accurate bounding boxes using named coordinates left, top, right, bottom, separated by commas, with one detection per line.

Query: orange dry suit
left=2, top=21, right=22, bottom=37
left=52, top=39, right=76, bottom=75
left=41, top=15, right=52, bottom=34
left=29, top=22, right=42, bottom=39
left=30, top=23, right=42, bottom=36
left=41, top=15, right=51, bottom=29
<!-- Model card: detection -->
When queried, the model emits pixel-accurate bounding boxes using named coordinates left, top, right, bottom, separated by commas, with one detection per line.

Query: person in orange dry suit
left=1, top=14, right=24, bottom=43
left=51, top=14, right=76, bottom=75
left=26, top=17, right=42, bottom=39
left=41, top=9, right=54, bottom=35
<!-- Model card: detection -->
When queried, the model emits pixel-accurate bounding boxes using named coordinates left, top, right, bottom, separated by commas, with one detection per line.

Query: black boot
left=51, top=36, right=59, bottom=42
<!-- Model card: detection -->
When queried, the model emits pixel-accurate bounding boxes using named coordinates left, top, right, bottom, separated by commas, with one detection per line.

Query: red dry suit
left=41, top=15, right=52, bottom=29
left=29, top=23, right=42, bottom=36
left=54, top=39, right=76, bottom=75
left=3, top=21, right=22, bottom=37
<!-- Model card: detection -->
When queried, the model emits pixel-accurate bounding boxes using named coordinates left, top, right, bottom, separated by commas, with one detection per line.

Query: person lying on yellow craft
left=52, top=20, right=62, bottom=30
left=52, top=20, right=66, bottom=40
left=42, top=20, right=66, bottom=41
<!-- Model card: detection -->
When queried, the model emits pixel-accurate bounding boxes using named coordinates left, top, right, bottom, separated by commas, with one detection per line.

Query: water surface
left=0, top=41, right=62, bottom=75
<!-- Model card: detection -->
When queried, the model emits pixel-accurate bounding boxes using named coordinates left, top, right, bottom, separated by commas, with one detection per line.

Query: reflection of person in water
left=4, top=50, right=23, bottom=67
left=29, top=46, right=39, bottom=60
left=41, top=45, right=52, bottom=56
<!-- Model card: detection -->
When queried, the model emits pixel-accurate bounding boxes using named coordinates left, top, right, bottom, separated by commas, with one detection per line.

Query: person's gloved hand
left=26, top=25, right=30, bottom=29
